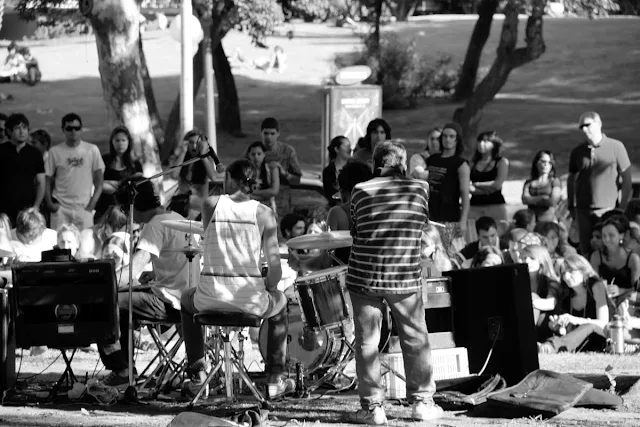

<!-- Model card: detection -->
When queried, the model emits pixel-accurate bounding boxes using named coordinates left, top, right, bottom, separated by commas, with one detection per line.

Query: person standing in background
left=568, top=112, right=631, bottom=255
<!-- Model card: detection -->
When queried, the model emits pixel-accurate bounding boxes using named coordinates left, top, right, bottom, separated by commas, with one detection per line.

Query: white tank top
left=194, top=195, right=268, bottom=315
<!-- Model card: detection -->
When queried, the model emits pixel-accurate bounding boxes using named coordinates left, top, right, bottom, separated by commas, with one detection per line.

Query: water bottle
left=609, top=314, right=625, bottom=354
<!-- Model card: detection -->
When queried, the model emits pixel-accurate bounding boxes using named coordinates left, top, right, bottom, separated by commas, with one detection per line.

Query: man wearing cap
left=568, top=112, right=631, bottom=255
left=98, top=176, right=200, bottom=388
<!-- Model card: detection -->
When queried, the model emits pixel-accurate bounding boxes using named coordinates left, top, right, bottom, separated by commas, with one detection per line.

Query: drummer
left=98, top=175, right=201, bottom=388
left=180, top=159, right=295, bottom=400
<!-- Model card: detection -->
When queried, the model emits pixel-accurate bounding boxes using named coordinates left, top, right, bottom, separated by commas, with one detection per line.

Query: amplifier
left=12, top=260, right=120, bottom=348
left=1, top=287, right=15, bottom=392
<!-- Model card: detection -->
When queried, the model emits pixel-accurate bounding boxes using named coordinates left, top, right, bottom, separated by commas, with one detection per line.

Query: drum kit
left=158, top=221, right=402, bottom=393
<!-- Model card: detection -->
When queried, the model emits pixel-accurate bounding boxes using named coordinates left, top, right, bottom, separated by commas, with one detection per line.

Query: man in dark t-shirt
left=0, top=113, right=45, bottom=225
left=568, top=112, right=631, bottom=255
left=458, top=216, right=508, bottom=264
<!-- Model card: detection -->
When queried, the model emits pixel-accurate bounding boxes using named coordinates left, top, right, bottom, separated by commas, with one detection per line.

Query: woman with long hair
left=469, top=131, right=509, bottom=221
left=425, top=122, right=470, bottom=234
left=352, top=118, right=391, bottom=168
left=95, top=126, right=142, bottom=221
left=535, top=221, right=577, bottom=271
left=409, top=127, right=442, bottom=180
left=519, top=244, right=562, bottom=340
left=421, top=222, right=455, bottom=276
left=245, top=141, right=280, bottom=215
left=538, top=254, right=611, bottom=353
left=590, top=215, right=640, bottom=305
left=522, top=150, right=562, bottom=222
left=322, top=135, right=352, bottom=204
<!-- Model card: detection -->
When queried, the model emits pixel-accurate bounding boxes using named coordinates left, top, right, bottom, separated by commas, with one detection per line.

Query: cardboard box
left=382, top=347, right=470, bottom=399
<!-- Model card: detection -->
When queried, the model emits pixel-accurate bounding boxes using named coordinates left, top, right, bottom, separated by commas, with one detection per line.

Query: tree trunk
left=453, top=0, right=547, bottom=156
left=212, top=42, right=242, bottom=135
left=87, top=0, right=161, bottom=176
left=371, top=0, right=384, bottom=84
left=392, top=0, right=418, bottom=21
left=161, top=4, right=232, bottom=164
left=139, top=35, right=164, bottom=147
left=453, top=0, right=499, bottom=102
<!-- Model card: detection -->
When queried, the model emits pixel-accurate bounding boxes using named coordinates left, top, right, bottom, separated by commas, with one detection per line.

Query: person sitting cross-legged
left=180, top=159, right=294, bottom=399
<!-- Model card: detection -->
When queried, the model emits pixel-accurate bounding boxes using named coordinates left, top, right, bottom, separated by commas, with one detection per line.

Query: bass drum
left=258, top=304, right=344, bottom=376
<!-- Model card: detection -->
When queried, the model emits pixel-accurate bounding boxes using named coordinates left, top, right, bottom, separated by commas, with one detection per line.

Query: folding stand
left=48, top=348, right=79, bottom=399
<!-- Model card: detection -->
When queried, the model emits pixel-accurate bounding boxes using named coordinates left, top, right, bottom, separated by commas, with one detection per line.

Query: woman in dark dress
left=425, top=122, right=470, bottom=234
left=590, top=215, right=640, bottom=306
left=94, top=126, right=142, bottom=222
left=468, top=131, right=508, bottom=221
left=521, top=150, right=562, bottom=222
left=322, top=135, right=352, bottom=205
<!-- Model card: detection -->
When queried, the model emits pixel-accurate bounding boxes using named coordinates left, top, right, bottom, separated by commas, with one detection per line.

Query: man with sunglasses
left=45, top=113, right=104, bottom=230
left=568, top=111, right=631, bottom=255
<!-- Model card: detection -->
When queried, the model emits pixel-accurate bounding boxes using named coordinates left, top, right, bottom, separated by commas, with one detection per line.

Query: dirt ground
left=3, top=346, right=640, bottom=426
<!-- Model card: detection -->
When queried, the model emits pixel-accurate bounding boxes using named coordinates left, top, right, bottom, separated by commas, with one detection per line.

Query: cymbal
left=165, top=245, right=204, bottom=256
left=286, top=230, right=352, bottom=251
left=161, top=219, right=204, bottom=235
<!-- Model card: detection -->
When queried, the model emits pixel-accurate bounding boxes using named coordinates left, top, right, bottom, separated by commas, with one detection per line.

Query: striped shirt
left=346, top=168, right=429, bottom=294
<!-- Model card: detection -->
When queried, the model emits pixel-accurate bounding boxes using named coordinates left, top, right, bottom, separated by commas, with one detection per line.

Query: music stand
left=121, top=147, right=220, bottom=403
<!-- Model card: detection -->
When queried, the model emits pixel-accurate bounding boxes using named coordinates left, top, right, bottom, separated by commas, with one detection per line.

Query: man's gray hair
left=373, top=140, right=407, bottom=169
left=579, top=111, right=601, bottom=124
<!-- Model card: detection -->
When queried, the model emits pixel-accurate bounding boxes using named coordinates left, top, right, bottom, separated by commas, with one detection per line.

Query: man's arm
left=567, top=173, right=576, bottom=216
left=285, top=148, right=302, bottom=185
left=33, top=172, right=45, bottom=208
left=44, top=176, right=58, bottom=210
left=87, top=169, right=104, bottom=211
left=117, top=249, right=152, bottom=290
left=458, top=162, right=471, bottom=232
left=619, top=167, right=632, bottom=210
left=259, top=205, right=282, bottom=291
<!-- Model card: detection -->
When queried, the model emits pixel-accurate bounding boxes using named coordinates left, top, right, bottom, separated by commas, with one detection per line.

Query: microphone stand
left=121, top=147, right=220, bottom=404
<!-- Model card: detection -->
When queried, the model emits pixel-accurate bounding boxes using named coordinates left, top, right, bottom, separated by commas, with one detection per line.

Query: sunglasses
left=579, top=123, right=593, bottom=130
left=64, top=126, right=81, bottom=132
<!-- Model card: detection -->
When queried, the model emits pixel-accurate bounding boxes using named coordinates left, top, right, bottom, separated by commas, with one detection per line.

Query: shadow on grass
left=2, top=66, right=639, bottom=180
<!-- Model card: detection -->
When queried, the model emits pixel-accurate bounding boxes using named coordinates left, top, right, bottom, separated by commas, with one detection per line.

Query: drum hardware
left=161, top=219, right=205, bottom=236
left=286, top=230, right=353, bottom=252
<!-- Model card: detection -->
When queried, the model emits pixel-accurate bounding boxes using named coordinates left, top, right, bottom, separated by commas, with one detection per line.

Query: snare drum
left=295, top=266, right=350, bottom=330
left=258, top=304, right=344, bottom=376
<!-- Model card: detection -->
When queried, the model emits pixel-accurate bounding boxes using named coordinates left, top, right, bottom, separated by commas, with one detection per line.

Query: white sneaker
left=412, top=399, right=444, bottom=421
left=267, top=377, right=295, bottom=400
left=347, top=406, right=387, bottom=425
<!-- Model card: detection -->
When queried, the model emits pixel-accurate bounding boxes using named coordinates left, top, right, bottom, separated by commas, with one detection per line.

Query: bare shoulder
left=203, top=195, right=221, bottom=209
left=256, top=203, right=277, bottom=226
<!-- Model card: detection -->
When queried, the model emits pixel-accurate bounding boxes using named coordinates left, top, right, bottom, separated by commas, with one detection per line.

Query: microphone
left=204, top=146, right=221, bottom=166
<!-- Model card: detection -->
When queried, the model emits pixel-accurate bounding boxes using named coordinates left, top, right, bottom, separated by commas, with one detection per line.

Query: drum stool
left=188, top=311, right=266, bottom=408
left=137, top=319, right=185, bottom=398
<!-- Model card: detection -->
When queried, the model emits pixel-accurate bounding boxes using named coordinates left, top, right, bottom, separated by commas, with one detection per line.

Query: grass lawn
left=1, top=17, right=639, bottom=183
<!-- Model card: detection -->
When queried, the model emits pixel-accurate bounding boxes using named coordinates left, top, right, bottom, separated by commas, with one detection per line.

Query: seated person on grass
left=538, top=254, right=611, bottom=354
left=457, top=216, right=508, bottom=267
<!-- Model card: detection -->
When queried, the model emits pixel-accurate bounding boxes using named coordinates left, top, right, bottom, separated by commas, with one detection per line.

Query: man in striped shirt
left=346, top=141, right=443, bottom=424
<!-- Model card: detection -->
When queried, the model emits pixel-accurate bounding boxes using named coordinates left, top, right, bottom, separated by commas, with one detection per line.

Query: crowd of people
left=0, top=107, right=635, bottom=424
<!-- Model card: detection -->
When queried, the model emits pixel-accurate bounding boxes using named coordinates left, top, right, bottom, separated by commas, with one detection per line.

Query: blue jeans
left=349, top=289, right=436, bottom=409
left=180, top=287, right=288, bottom=382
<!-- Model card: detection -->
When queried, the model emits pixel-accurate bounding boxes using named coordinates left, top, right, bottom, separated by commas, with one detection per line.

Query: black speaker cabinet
left=12, top=261, right=119, bottom=349
left=1, top=287, right=16, bottom=392
left=444, top=263, right=539, bottom=385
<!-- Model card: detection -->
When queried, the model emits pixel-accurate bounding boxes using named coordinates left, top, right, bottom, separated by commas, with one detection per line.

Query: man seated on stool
left=180, top=159, right=294, bottom=399
left=99, top=175, right=200, bottom=388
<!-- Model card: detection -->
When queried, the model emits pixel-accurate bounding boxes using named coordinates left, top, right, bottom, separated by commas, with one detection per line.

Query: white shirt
left=136, top=211, right=200, bottom=310
left=45, top=141, right=105, bottom=208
